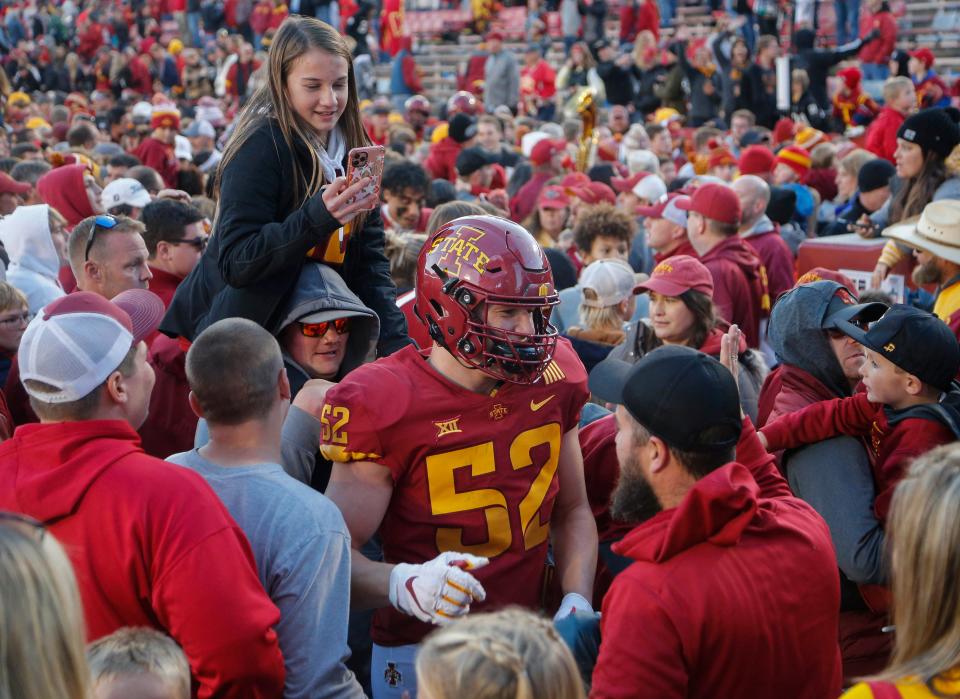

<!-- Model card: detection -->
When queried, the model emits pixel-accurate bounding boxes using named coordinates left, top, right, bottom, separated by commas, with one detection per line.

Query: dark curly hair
left=572, top=203, right=636, bottom=253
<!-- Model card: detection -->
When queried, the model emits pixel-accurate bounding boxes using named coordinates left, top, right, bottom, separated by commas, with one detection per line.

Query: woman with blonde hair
left=0, top=515, right=90, bottom=699
left=416, top=608, right=584, bottom=699
left=843, top=443, right=960, bottom=698
left=563, top=259, right=637, bottom=372
left=163, top=16, right=409, bottom=355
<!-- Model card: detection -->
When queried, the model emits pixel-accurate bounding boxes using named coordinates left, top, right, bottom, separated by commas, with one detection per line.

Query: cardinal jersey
left=320, top=340, right=589, bottom=646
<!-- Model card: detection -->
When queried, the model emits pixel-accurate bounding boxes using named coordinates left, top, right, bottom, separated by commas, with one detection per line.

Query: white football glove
left=553, top=592, right=593, bottom=622
left=389, top=552, right=489, bottom=625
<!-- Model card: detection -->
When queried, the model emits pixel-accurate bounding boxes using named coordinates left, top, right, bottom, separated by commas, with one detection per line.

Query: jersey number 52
left=425, top=423, right=561, bottom=559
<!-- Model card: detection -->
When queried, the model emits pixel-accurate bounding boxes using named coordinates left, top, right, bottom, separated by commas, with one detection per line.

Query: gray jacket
left=767, top=280, right=884, bottom=588
left=484, top=49, right=520, bottom=111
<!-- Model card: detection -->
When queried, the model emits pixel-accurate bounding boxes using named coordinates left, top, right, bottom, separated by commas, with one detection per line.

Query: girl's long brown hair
left=889, top=150, right=949, bottom=223
left=217, top=16, right=371, bottom=209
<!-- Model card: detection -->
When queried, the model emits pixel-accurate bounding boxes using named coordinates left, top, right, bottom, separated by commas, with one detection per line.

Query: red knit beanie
left=775, top=145, right=812, bottom=178
left=737, top=145, right=775, bottom=175
left=773, top=117, right=796, bottom=146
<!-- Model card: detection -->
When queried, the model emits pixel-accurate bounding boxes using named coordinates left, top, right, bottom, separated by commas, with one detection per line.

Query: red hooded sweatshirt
left=423, top=136, right=462, bottom=183
left=761, top=390, right=960, bottom=521
left=865, top=106, right=905, bottom=164
left=0, top=420, right=286, bottom=698
left=742, top=225, right=795, bottom=307
left=698, top=235, right=767, bottom=348
left=590, top=418, right=842, bottom=699
left=134, top=136, right=179, bottom=188
left=37, top=164, right=96, bottom=226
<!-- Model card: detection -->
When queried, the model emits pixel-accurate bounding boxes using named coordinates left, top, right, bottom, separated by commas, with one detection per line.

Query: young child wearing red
left=760, top=304, right=960, bottom=521
left=832, top=66, right=879, bottom=130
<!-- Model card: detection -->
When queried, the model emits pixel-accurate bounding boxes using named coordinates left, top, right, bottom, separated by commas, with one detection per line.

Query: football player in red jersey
left=322, top=215, right=598, bottom=698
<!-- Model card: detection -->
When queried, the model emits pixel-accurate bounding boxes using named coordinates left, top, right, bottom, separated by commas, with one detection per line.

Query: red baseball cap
left=560, top=172, right=590, bottom=189
left=610, top=172, right=648, bottom=193
left=634, top=255, right=714, bottom=297
left=910, top=48, right=935, bottom=70
left=0, top=172, right=31, bottom=196
left=538, top=185, right=570, bottom=209
left=573, top=181, right=616, bottom=206
left=675, top=182, right=742, bottom=226
left=530, top=139, right=566, bottom=166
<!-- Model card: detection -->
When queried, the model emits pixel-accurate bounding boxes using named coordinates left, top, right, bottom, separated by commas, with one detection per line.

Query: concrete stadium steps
left=381, top=0, right=952, bottom=110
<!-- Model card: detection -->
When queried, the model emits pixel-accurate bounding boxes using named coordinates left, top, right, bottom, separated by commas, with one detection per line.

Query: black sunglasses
left=84, top=214, right=119, bottom=261
left=170, top=236, right=208, bottom=252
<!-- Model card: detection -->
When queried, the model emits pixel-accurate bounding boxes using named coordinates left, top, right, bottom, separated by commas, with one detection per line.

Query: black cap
left=589, top=346, right=742, bottom=452
left=740, top=129, right=771, bottom=147
left=455, top=146, right=498, bottom=177
left=857, top=159, right=896, bottom=194
left=766, top=186, right=797, bottom=225
left=822, top=292, right=888, bottom=330
left=835, top=304, right=960, bottom=391
left=449, top=113, right=478, bottom=144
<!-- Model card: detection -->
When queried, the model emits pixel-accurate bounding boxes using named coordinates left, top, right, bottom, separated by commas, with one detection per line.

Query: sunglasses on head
left=299, top=317, right=351, bottom=337
left=0, top=511, right=46, bottom=542
left=84, top=214, right=118, bottom=261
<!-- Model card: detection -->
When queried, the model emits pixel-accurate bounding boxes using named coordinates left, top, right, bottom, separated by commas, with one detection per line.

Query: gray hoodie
left=196, top=263, right=381, bottom=488
left=0, top=204, right=65, bottom=314
left=767, top=280, right=884, bottom=588
left=273, top=262, right=380, bottom=395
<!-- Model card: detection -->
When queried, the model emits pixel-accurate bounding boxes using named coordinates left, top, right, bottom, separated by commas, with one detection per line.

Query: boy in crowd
left=864, top=77, right=916, bottom=163
left=381, top=160, right=431, bottom=234
left=88, top=627, right=190, bottom=699
left=760, top=305, right=960, bottom=521
left=573, top=203, right=635, bottom=267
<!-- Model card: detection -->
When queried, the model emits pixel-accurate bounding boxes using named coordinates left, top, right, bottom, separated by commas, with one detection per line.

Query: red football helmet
left=404, top=95, right=431, bottom=117
left=446, top=90, right=481, bottom=117
left=415, top=215, right=559, bottom=384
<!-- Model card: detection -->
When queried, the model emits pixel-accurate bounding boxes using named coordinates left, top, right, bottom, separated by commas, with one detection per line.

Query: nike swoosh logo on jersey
left=530, top=395, right=556, bottom=411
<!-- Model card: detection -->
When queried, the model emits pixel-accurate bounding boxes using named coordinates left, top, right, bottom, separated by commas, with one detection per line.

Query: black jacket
left=160, top=119, right=410, bottom=356
left=792, top=29, right=870, bottom=107
left=596, top=60, right=635, bottom=106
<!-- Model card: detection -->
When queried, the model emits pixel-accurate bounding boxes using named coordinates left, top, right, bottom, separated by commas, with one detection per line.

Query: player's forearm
left=348, top=550, right=394, bottom=611
left=552, top=501, right=598, bottom=600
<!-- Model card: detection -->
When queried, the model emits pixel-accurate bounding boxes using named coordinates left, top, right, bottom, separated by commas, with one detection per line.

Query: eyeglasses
left=299, top=317, right=350, bottom=337
left=84, top=214, right=119, bottom=261
left=0, top=311, right=29, bottom=327
left=170, top=236, right=208, bottom=252
left=0, top=511, right=46, bottom=541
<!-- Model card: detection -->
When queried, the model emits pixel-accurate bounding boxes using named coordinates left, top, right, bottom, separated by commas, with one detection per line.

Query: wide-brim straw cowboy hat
left=883, top=199, right=960, bottom=266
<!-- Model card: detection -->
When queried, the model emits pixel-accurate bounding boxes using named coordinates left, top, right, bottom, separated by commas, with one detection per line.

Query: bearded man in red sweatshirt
left=587, top=341, right=842, bottom=699
left=0, top=290, right=286, bottom=699
left=681, top=183, right=768, bottom=347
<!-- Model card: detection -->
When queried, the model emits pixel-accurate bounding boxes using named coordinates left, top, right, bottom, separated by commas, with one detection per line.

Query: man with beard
left=886, top=200, right=960, bottom=342
left=587, top=339, right=842, bottom=699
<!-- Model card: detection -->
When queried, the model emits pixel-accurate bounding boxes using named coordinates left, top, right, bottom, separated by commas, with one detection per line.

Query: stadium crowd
left=4, top=0, right=960, bottom=698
